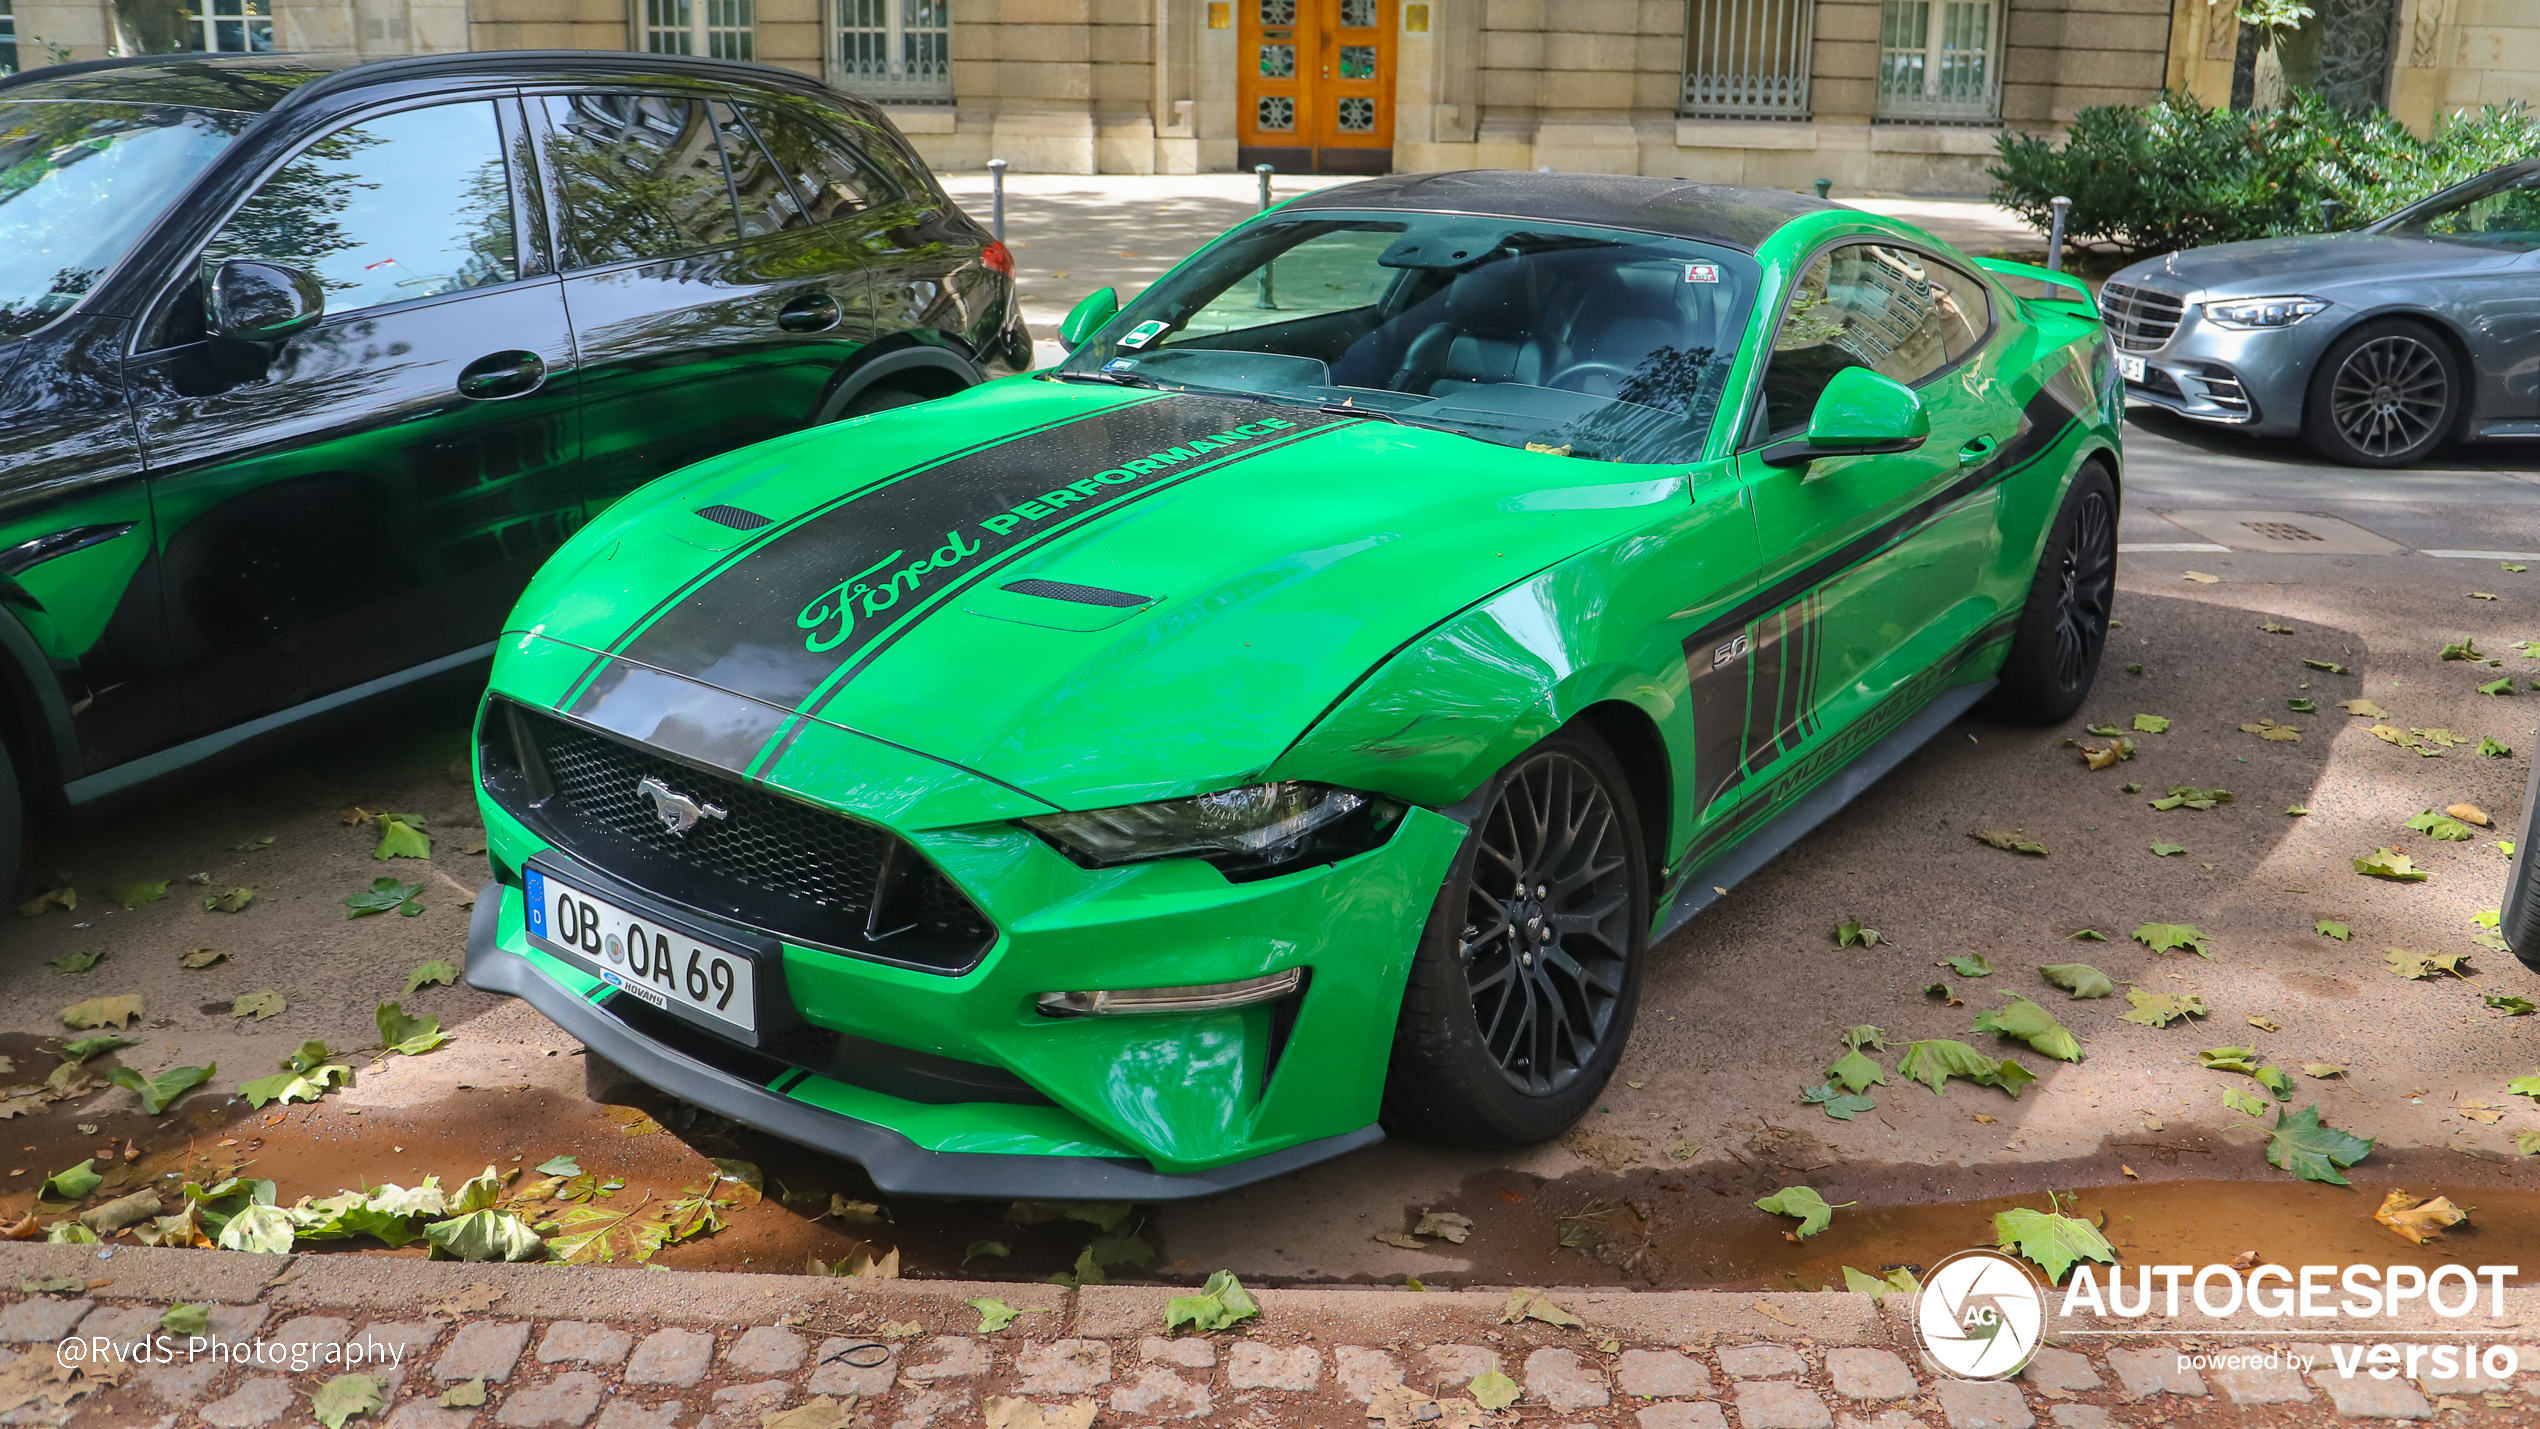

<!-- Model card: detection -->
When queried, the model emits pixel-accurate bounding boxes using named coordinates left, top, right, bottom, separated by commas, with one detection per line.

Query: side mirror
left=205, top=259, right=326, bottom=346
left=1058, top=287, right=1119, bottom=350
left=1761, top=367, right=1930, bottom=468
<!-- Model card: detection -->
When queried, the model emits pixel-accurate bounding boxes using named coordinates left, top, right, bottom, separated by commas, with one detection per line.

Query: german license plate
left=524, top=866, right=756, bottom=1034
left=2116, top=354, right=2146, bottom=383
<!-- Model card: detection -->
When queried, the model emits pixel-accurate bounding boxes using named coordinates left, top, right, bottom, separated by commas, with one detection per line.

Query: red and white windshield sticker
left=1684, top=263, right=1721, bottom=284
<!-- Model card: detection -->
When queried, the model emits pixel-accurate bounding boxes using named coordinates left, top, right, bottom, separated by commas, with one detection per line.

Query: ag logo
left=1915, top=1249, right=2044, bottom=1380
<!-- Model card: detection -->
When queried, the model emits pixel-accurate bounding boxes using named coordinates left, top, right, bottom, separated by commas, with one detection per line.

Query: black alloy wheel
left=2304, top=319, right=2459, bottom=468
left=1383, top=730, right=1649, bottom=1147
left=1987, top=460, right=2118, bottom=725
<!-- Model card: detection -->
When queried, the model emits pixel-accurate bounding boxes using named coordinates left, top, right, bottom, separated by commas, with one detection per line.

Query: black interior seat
left=1385, top=257, right=1555, bottom=394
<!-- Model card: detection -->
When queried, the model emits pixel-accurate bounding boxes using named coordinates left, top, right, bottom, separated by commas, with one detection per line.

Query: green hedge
left=1989, top=90, right=2540, bottom=257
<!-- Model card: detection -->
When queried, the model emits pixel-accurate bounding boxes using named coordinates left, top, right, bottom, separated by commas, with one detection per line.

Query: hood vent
left=1002, top=579, right=1152, bottom=608
left=696, top=504, right=774, bottom=531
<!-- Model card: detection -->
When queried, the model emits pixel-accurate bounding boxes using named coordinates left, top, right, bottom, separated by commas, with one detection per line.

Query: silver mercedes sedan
left=2103, top=159, right=2540, bottom=467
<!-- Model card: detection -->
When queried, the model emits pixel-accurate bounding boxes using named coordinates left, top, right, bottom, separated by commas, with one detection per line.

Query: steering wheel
left=1546, top=359, right=1637, bottom=395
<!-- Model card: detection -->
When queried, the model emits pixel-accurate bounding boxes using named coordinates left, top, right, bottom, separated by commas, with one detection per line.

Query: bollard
left=2046, top=195, right=2071, bottom=274
left=986, top=158, right=1007, bottom=243
left=1256, top=162, right=1274, bottom=212
left=2319, top=197, right=2344, bottom=231
left=1813, top=178, right=1831, bottom=200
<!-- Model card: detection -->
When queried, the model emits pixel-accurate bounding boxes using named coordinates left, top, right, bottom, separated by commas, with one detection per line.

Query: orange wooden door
left=1236, top=0, right=1394, bottom=174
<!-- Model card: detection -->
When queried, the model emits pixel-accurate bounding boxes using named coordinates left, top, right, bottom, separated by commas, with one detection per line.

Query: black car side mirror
left=205, top=259, right=327, bottom=346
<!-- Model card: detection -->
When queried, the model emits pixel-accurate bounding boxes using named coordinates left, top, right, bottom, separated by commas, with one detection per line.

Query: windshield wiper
left=1047, top=369, right=1169, bottom=390
left=1318, top=403, right=1468, bottom=435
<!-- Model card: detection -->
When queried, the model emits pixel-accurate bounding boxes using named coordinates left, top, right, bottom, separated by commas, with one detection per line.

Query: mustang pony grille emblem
left=636, top=776, right=728, bottom=836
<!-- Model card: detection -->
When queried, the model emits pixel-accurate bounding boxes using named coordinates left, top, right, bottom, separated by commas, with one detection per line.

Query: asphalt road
left=7, top=406, right=2537, bottom=1289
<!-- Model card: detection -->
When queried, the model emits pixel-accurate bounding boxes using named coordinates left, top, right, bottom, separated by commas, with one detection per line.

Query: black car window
left=709, top=103, right=802, bottom=239
left=734, top=101, right=889, bottom=228
left=202, top=100, right=516, bottom=317
left=535, top=93, right=744, bottom=268
left=1759, top=242, right=1984, bottom=434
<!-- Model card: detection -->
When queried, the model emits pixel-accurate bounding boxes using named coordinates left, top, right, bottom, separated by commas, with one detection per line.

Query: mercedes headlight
left=1023, top=781, right=1405, bottom=877
left=2200, top=296, right=2328, bottom=330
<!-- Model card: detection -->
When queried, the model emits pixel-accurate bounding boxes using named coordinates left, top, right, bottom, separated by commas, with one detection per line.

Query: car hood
left=2118, top=232, right=2523, bottom=296
left=515, top=380, right=1690, bottom=810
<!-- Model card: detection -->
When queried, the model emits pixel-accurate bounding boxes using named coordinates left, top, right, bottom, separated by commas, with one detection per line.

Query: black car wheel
left=1987, top=461, right=2117, bottom=726
left=1383, top=729, right=1648, bottom=1147
left=2304, top=319, right=2459, bottom=468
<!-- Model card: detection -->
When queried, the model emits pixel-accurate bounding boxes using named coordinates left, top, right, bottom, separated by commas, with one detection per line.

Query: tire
left=2302, top=318, right=2460, bottom=468
left=817, top=377, right=962, bottom=426
left=1987, top=461, right=2117, bottom=726
left=1382, top=729, right=1650, bottom=1147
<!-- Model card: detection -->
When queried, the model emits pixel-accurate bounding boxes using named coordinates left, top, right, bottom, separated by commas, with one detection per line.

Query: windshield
left=1054, top=214, right=1762, bottom=464
left=2367, top=163, right=2540, bottom=251
left=0, top=101, right=253, bottom=341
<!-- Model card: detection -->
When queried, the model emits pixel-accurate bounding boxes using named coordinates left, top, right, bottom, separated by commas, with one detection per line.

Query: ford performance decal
left=569, top=396, right=1351, bottom=731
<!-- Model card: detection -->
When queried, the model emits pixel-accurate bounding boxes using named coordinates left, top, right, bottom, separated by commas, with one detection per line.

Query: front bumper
left=2110, top=293, right=2322, bottom=437
left=466, top=885, right=1381, bottom=1199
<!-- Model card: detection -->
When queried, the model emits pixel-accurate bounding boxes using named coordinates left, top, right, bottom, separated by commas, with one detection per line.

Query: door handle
left=779, top=293, right=843, bottom=334
left=456, top=350, right=546, bottom=401
left=1958, top=434, right=1999, bottom=466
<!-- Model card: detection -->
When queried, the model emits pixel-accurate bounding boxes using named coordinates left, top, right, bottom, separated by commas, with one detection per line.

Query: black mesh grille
left=696, top=504, right=773, bottom=530
left=484, top=703, right=994, bottom=973
left=1002, top=578, right=1152, bottom=608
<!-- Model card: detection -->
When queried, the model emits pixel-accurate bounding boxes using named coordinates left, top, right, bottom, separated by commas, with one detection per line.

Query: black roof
left=1279, top=171, right=1836, bottom=252
left=0, top=49, right=843, bottom=114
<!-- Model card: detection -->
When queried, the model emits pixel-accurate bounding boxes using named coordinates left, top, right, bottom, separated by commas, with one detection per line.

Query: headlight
left=1023, top=781, right=1405, bottom=877
left=2199, top=296, right=2328, bottom=330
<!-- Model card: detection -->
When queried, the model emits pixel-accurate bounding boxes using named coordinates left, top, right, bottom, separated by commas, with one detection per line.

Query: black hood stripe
left=752, top=412, right=1355, bottom=778
left=561, top=397, right=1165, bottom=712
left=565, top=394, right=1354, bottom=764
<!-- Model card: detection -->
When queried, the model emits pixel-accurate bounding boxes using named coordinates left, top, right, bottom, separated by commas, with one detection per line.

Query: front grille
left=482, top=702, right=995, bottom=973
left=2100, top=281, right=2186, bottom=353
left=2133, top=365, right=2186, bottom=400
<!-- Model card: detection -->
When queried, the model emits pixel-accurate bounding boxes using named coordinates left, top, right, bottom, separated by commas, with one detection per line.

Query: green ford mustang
left=466, top=172, right=2121, bottom=1199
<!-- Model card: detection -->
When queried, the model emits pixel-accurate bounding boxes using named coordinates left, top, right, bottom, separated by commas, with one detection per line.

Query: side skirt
left=1652, top=678, right=1995, bottom=945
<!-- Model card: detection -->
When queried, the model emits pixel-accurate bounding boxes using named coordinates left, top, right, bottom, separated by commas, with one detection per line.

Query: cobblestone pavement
left=1, top=1247, right=2533, bottom=1429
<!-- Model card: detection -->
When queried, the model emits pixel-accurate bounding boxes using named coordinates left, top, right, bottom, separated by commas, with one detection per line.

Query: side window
left=203, top=101, right=516, bottom=317
left=1758, top=242, right=1983, bottom=434
left=709, top=103, right=801, bottom=238
left=1171, top=225, right=1404, bottom=342
left=734, top=101, right=889, bottom=229
left=535, top=93, right=743, bottom=268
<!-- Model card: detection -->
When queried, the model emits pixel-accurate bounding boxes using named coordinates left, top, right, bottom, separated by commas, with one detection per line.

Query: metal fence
left=834, top=0, right=952, bottom=106
left=1680, top=0, right=1814, bottom=120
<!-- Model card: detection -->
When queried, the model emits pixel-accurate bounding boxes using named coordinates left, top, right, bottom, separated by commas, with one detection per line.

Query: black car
left=0, top=50, right=1027, bottom=892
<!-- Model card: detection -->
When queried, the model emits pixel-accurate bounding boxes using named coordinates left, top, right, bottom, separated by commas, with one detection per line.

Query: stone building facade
left=1, top=0, right=2532, bottom=193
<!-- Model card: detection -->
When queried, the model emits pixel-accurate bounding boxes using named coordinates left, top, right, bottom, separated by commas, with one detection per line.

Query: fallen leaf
left=2068, top=929, right=2107, bottom=941
left=1801, top=1082, right=1876, bottom=1120
left=1969, top=829, right=2048, bottom=856
left=1164, top=1270, right=1260, bottom=1333
left=2150, top=842, right=2185, bottom=857
left=2038, top=963, right=2113, bottom=999
left=1468, top=1371, right=1520, bottom=1412
left=405, top=960, right=460, bottom=996
left=2373, top=1189, right=2469, bottom=1245
left=230, top=991, right=286, bottom=1021
left=2132, top=922, right=2213, bottom=957
left=2407, top=809, right=2475, bottom=841
left=2340, top=698, right=2385, bottom=716
left=48, top=950, right=103, bottom=974
left=311, top=1372, right=385, bottom=1429
left=2316, top=920, right=2351, bottom=940
left=2150, top=784, right=2232, bottom=811
left=107, top=881, right=168, bottom=910
left=1498, top=1285, right=1583, bottom=1327
left=2306, top=659, right=2350, bottom=674
left=2303, top=1063, right=2347, bottom=1078
left=202, top=887, right=254, bottom=914
left=1897, top=1039, right=2034, bottom=1097
left=41, top=1160, right=100, bottom=1202
left=2479, top=677, right=2516, bottom=696
left=2120, top=1165, right=2137, bottom=1177
left=373, top=815, right=433, bottom=861
left=1944, top=953, right=1993, bottom=977
left=108, top=1064, right=214, bottom=1116
left=2223, top=1087, right=2269, bottom=1117
left=1972, top=995, right=2084, bottom=1062
left=2121, top=987, right=2209, bottom=1028
left=1924, top=982, right=1963, bottom=1006
left=1413, top=1209, right=1473, bottom=1244
left=177, top=948, right=228, bottom=970
left=1834, top=917, right=1881, bottom=948
left=2268, top=1103, right=2375, bottom=1185
left=60, top=995, right=143, bottom=1030
left=2261, top=620, right=2294, bottom=634
left=2353, top=848, right=2430, bottom=882
left=375, top=1002, right=451, bottom=1056
left=969, top=1296, right=1024, bottom=1333
left=2133, top=713, right=2172, bottom=733
left=2239, top=719, right=2302, bottom=742
left=1995, top=1202, right=2117, bottom=1283
left=346, top=878, right=422, bottom=919
left=2182, top=571, right=2220, bottom=584
left=2384, top=948, right=2472, bottom=980
left=2484, top=995, right=2535, bottom=1015
left=2441, top=637, right=2483, bottom=661
left=1372, top=1230, right=1425, bottom=1250
left=2472, top=591, right=2500, bottom=600
left=17, top=882, right=76, bottom=918
left=2480, top=735, right=2512, bottom=757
